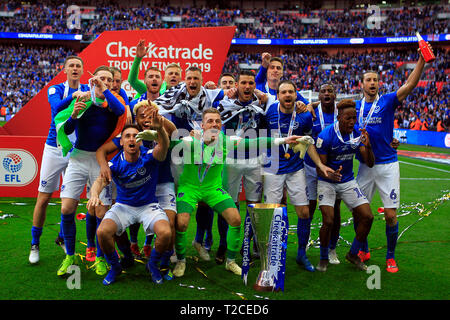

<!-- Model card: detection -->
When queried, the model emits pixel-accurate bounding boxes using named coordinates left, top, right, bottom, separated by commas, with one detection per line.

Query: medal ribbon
left=359, top=95, right=379, bottom=129
left=236, top=111, right=256, bottom=137
left=197, top=132, right=217, bottom=184
left=277, top=103, right=297, bottom=157
left=63, top=80, right=81, bottom=99
left=317, top=102, right=338, bottom=131
left=334, top=121, right=361, bottom=146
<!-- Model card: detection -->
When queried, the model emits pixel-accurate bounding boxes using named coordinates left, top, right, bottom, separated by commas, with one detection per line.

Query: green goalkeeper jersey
left=172, top=132, right=272, bottom=189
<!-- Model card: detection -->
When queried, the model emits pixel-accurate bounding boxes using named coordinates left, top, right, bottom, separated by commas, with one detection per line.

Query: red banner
left=0, top=27, right=235, bottom=197
left=1, top=26, right=236, bottom=137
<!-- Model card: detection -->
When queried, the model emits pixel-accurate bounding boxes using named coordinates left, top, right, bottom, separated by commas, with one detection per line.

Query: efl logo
left=0, top=149, right=37, bottom=186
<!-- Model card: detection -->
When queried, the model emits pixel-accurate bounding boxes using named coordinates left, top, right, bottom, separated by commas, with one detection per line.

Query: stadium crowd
left=2, top=42, right=447, bottom=131
left=0, top=44, right=74, bottom=120
left=224, top=48, right=449, bottom=131
left=26, top=34, right=437, bottom=286
left=0, top=2, right=448, bottom=39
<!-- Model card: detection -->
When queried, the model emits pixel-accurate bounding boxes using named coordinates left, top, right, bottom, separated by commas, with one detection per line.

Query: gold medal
left=284, top=153, right=290, bottom=159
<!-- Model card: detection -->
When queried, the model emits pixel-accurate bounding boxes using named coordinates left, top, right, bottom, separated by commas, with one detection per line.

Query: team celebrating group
left=27, top=39, right=432, bottom=286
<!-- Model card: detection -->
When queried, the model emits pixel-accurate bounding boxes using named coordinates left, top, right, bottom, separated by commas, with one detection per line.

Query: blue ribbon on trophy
left=267, top=206, right=289, bottom=291
left=241, top=209, right=253, bottom=285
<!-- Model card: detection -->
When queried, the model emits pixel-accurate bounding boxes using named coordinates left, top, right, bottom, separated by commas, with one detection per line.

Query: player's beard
left=203, top=128, right=220, bottom=144
left=280, top=98, right=295, bottom=112
left=364, top=86, right=378, bottom=99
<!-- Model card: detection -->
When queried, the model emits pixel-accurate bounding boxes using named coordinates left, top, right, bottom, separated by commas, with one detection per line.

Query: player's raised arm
left=396, top=44, right=430, bottom=103
left=148, top=108, right=169, bottom=162
left=128, top=39, right=148, bottom=95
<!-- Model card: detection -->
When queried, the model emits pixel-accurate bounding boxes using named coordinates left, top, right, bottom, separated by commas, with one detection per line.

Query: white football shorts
left=263, top=168, right=308, bottom=206
left=60, top=148, right=112, bottom=205
left=225, top=160, right=263, bottom=203
left=356, top=161, right=400, bottom=209
left=38, top=143, right=70, bottom=193
left=155, top=182, right=177, bottom=212
left=317, top=179, right=368, bottom=210
left=104, top=202, right=169, bottom=236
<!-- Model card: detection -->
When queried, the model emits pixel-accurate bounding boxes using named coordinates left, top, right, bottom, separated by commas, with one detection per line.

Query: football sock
left=329, top=233, right=339, bottom=250
left=104, top=251, right=120, bottom=269
left=386, top=222, right=399, bottom=260
left=353, top=220, right=369, bottom=252
left=129, top=223, right=140, bottom=244
left=85, top=213, right=96, bottom=248
left=226, top=225, right=241, bottom=260
left=58, top=223, right=64, bottom=239
left=160, top=249, right=174, bottom=268
left=297, top=218, right=311, bottom=257
left=95, top=217, right=103, bottom=258
left=320, top=245, right=329, bottom=261
left=31, top=226, right=43, bottom=246
left=117, top=242, right=133, bottom=261
left=61, top=213, right=76, bottom=256
left=149, top=248, right=162, bottom=266
left=217, top=214, right=229, bottom=248
left=195, top=205, right=213, bottom=244
left=175, top=230, right=187, bottom=260
left=145, top=234, right=154, bottom=246
left=350, top=238, right=363, bottom=256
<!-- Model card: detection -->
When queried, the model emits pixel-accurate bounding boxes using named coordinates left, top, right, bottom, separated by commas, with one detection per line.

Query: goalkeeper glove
left=136, top=130, right=158, bottom=143
left=290, top=136, right=315, bottom=159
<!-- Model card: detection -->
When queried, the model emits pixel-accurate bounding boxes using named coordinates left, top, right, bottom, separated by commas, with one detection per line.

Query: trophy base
left=253, top=283, right=274, bottom=292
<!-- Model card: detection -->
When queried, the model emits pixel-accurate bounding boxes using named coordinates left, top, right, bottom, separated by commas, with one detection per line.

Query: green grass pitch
left=0, top=144, right=448, bottom=301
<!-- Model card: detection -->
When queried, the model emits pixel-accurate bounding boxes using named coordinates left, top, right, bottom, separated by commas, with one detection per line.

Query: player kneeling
left=315, top=99, right=375, bottom=272
left=87, top=118, right=172, bottom=285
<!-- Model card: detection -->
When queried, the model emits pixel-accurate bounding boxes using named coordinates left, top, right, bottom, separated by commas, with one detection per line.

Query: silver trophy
left=247, top=203, right=287, bottom=292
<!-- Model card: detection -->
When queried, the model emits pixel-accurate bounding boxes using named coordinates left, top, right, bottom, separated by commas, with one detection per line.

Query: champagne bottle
left=416, top=32, right=435, bottom=63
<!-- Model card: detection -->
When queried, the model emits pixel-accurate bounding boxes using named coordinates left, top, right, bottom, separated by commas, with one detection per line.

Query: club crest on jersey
left=137, top=167, right=146, bottom=175
left=48, top=87, right=56, bottom=95
left=374, top=105, right=381, bottom=113
left=316, top=138, right=323, bottom=149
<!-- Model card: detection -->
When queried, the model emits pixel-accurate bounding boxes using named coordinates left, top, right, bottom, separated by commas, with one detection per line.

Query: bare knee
left=384, top=208, right=397, bottom=226
left=296, top=205, right=310, bottom=219
left=96, top=220, right=115, bottom=239
left=61, top=198, right=78, bottom=215
left=175, top=213, right=190, bottom=232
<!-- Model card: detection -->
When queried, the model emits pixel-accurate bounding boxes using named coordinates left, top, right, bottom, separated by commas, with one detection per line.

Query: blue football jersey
left=46, top=82, right=90, bottom=147
left=64, top=90, right=125, bottom=152
left=263, top=102, right=313, bottom=174
left=316, top=123, right=362, bottom=184
left=355, top=91, right=400, bottom=164
left=255, top=66, right=309, bottom=104
left=112, top=136, right=173, bottom=184
left=304, top=105, right=337, bottom=167
left=109, top=145, right=160, bottom=206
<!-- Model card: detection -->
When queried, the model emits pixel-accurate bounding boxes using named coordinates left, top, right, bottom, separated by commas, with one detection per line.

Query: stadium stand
left=0, top=1, right=448, bottom=130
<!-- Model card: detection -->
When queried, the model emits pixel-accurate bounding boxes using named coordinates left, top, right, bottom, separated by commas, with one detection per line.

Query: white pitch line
left=399, top=160, right=450, bottom=174
left=400, top=178, right=450, bottom=180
